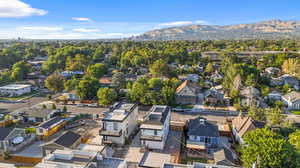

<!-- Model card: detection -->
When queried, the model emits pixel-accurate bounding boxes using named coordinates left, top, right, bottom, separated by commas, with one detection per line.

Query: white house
left=35, top=149, right=98, bottom=168
left=100, top=103, right=138, bottom=145
left=140, top=105, right=171, bottom=150
left=0, top=84, right=31, bottom=97
left=282, top=91, right=300, bottom=109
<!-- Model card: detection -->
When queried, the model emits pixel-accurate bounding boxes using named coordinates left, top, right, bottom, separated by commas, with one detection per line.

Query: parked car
left=87, top=103, right=98, bottom=107
left=76, top=103, right=85, bottom=107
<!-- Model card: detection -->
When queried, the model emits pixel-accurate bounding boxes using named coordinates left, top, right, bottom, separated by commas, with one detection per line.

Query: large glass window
left=113, top=122, right=118, bottom=131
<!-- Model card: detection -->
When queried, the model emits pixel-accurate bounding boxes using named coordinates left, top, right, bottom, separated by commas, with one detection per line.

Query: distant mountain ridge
left=133, top=20, right=300, bottom=40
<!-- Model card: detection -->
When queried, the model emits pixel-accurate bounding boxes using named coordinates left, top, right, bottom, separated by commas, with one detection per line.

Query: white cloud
left=0, top=0, right=47, bottom=18
left=73, top=28, right=101, bottom=33
left=72, top=17, right=92, bottom=22
left=17, top=26, right=63, bottom=31
left=157, top=20, right=208, bottom=28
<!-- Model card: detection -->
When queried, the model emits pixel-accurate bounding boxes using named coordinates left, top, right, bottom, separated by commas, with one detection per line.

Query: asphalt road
left=0, top=92, right=60, bottom=113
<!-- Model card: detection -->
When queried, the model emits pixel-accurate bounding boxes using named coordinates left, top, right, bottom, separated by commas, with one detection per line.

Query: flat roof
left=77, top=144, right=106, bottom=153
left=103, top=103, right=136, bottom=121
left=139, top=152, right=171, bottom=168
left=0, top=84, right=31, bottom=90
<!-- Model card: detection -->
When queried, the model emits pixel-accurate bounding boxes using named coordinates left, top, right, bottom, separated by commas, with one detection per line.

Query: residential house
left=186, top=117, right=219, bottom=154
left=41, top=131, right=81, bottom=156
left=267, top=91, right=282, bottom=101
left=0, top=84, right=31, bottom=97
left=22, top=108, right=57, bottom=123
left=0, top=128, right=35, bottom=154
left=36, top=117, right=66, bottom=139
left=35, top=149, right=98, bottom=168
left=204, top=89, right=227, bottom=106
left=96, top=157, right=127, bottom=168
left=60, top=71, right=84, bottom=78
left=0, top=114, right=13, bottom=127
left=264, top=67, right=281, bottom=77
left=232, top=114, right=265, bottom=144
left=213, top=148, right=237, bottom=166
left=139, top=152, right=171, bottom=168
left=100, top=103, right=138, bottom=145
left=163, top=161, right=239, bottom=168
left=210, top=71, right=223, bottom=84
left=140, top=105, right=170, bottom=150
left=175, top=80, right=201, bottom=105
left=186, top=74, right=200, bottom=83
left=270, top=74, right=300, bottom=90
left=99, top=76, right=113, bottom=86
left=240, top=86, right=266, bottom=108
left=282, top=91, right=300, bottom=109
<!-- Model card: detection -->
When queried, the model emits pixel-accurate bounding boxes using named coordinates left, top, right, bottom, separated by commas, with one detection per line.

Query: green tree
left=64, top=77, right=79, bottom=91
left=76, top=76, right=100, bottom=100
left=245, top=74, right=256, bottom=86
left=241, top=128, right=299, bottom=168
left=266, top=107, right=285, bottom=126
left=205, top=62, right=214, bottom=73
left=97, top=87, right=117, bottom=106
left=86, top=63, right=106, bottom=78
left=10, top=61, right=30, bottom=81
left=289, top=130, right=300, bottom=152
left=45, top=73, right=65, bottom=93
left=149, top=59, right=169, bottom=77
left=248, top=107, right=266, bottom=121
left=148, top=78, right=163, bottom=91
left=112, top=72, right=126, bottom=89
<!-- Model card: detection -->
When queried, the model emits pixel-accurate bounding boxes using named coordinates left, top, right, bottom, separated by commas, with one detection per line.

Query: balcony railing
left=140, top=135, right=163, bottom=141
left=186, top=140, right=205, bottom=146
left=99, top=129, right=122, bottom=137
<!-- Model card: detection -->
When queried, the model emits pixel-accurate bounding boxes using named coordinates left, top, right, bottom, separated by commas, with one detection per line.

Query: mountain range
left=133, top=20, right=300, bottom=40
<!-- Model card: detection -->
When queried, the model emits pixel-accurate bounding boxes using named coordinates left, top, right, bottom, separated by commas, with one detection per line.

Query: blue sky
left=0, top=0, right=299, bottom=39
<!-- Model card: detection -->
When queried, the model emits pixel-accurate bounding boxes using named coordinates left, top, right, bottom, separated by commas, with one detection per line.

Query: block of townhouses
left=140, top=105, right=171, bottom=150
left=100, top=102, right=138, bottom=145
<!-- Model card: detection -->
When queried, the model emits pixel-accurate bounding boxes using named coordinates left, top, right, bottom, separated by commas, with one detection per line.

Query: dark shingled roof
left=187, top=117, right=219, bottom=137
left=54, top=131, right=81, bottom=148
left=0, top=127, right=14, bottom=141
left=39, top=117, right=64, bottom=129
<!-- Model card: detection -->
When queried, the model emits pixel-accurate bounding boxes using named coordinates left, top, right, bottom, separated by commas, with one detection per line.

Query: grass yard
left=291, top=110, right=300, bottom=115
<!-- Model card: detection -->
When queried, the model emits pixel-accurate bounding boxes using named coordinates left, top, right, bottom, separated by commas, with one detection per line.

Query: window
left=200, top=136, right=205, bottom=142
left=154, top=130, right=158, bottom=136
left=113, top=122, right=118, bottom=131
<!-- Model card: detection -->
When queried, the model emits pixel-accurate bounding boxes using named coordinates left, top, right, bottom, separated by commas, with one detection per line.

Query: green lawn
left=291, top=110, right=300, bottom=115
left=0, top=91, right=39, bottom=101
left=176, top=104, right=194, bottom=109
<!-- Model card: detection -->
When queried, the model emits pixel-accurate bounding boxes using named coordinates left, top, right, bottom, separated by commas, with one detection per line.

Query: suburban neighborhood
left=1, top=1, right=300, bottom=168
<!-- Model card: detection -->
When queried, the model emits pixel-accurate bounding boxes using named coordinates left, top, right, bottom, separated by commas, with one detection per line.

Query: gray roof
left=187, top=117, right=219, bottom=137
left=39, top=117, right=64, bottom=129
left=54, top=131, right=81, bottom=148
left=282, top=91, right=300, bottom=103
left=143, top=105, right=169, bottom=125
left=0, top=127, right=14, bottom=141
